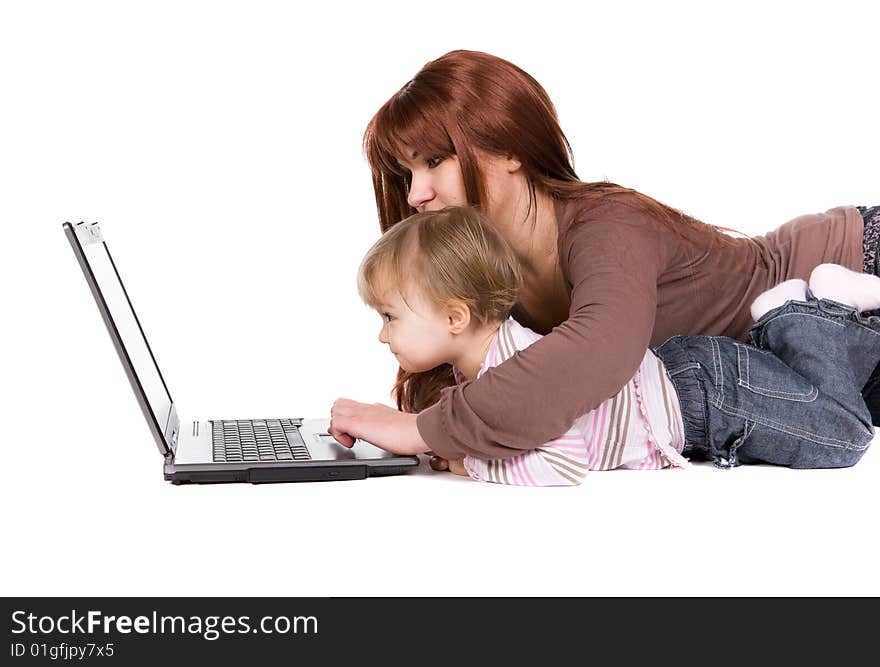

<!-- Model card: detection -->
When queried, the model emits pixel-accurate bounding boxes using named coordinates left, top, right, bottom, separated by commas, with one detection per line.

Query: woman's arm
left=416, top=215, right=663, bottom=461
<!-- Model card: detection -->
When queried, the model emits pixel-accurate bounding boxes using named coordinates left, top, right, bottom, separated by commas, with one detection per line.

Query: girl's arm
left=462, top=435, right=589, bottom=486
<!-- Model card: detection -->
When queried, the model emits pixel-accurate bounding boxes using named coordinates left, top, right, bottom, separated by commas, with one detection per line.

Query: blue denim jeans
left=653, top=293, right=879, bottom=469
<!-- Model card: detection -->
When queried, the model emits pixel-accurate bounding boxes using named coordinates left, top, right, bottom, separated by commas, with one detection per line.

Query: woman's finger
left=329, top=398, right=358, bottom=447
left=332, top=431, right=356, bottom=447
left=328, top=413, right=356, bottom=447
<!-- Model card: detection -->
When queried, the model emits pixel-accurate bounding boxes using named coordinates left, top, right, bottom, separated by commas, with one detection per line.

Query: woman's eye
left=426, top=155, right=445, bottom=169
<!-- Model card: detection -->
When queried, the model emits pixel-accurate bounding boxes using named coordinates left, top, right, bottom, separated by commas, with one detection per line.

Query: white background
left=2, top=0, right=879, bottom=596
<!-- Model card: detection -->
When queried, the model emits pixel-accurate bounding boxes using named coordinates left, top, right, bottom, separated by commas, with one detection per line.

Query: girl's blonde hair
left=358, top=206, right=523, bottom=413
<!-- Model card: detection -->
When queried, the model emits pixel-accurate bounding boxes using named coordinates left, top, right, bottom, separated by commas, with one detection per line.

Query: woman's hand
left=329, top=398, right=431, bottom=456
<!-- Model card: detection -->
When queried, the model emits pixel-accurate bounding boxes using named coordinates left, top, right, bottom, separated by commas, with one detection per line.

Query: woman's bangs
left=367, top=92, right=454, bottom=175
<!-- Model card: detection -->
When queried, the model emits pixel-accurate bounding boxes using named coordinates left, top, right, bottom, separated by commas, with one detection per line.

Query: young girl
left=330, top=206, right=880, bottom=485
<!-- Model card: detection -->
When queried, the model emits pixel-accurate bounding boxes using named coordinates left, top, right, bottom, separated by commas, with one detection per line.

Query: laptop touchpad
left=310, top=432, right=398, bottom=461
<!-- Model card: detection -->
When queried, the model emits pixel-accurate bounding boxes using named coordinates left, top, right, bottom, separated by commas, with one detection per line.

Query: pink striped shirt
left=455, top=318, right=690, bottom=486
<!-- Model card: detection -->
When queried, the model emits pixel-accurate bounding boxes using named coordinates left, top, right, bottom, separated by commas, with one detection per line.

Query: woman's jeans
left=653, top=294, right=879, bottom=468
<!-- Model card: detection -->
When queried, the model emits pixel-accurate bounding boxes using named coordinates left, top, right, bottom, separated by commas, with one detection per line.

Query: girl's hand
left=329, top=398, right=431, bottom=456
left=429, top=455, right=469, bottom=476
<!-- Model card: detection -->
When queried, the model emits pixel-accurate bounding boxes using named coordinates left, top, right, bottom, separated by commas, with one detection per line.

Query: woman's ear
left=506, top=155, right=522, bottom=173
left=446, top=301, right=471, bottom=335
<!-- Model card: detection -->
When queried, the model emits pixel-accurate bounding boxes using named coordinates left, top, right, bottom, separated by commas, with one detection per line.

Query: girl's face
left=373, top=283, right=455, bottom=373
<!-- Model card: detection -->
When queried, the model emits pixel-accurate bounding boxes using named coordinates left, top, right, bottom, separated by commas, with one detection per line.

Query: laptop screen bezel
left=64, top=221, right=176, bottom=457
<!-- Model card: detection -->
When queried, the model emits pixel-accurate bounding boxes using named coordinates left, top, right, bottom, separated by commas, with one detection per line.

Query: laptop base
left=165, top=462, right=418, bottom=484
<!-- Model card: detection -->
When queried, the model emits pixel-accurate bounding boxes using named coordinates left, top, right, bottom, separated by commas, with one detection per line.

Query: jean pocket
left=734, top=343, right=819, bottom=402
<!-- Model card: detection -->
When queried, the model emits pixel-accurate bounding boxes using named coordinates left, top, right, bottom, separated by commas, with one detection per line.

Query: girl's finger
left=429, top=455, right=450, bottom=471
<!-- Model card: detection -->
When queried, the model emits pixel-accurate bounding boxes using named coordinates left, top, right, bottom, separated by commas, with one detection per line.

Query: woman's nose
left=407, top=172, right=434, bottom=209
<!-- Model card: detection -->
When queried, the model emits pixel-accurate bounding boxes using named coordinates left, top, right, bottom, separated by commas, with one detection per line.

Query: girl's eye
left=426, top=155, right=445, bottom=169
left=382, top=312, right=394, bottom=323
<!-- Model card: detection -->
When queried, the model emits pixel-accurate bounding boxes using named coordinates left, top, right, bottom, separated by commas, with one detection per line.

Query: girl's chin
left=398, top=360, right=432, bottom=373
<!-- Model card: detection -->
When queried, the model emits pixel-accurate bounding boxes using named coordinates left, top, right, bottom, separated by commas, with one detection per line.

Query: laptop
left=63, top=221, right=420, bottom=484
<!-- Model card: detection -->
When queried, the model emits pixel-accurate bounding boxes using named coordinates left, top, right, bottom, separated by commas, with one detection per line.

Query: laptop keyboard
left=211, top=419, right=311, bottom=463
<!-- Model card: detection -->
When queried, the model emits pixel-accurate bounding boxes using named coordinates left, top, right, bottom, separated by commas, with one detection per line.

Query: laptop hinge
left=164, top=404, right=180, bottom=456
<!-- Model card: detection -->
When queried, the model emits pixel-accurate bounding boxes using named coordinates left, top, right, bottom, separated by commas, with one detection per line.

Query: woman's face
left=397, top=144, right=527, bottom=231
left=397, top=147, right=467, bottom=212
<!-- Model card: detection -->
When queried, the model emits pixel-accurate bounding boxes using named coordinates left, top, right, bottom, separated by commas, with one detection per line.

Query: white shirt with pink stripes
left=454, top=317, right=690, bottom=486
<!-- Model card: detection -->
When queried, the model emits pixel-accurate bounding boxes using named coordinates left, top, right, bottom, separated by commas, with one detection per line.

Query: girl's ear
left=447, top=301, right=471, bottom=335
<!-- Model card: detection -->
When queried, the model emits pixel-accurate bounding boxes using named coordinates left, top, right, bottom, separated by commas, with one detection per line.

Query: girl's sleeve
left=416, top=209, right=663, bottom=461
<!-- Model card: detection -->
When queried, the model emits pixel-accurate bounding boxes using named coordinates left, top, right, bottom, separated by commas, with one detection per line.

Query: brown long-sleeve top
left=416, top=198, right=864, bottom=460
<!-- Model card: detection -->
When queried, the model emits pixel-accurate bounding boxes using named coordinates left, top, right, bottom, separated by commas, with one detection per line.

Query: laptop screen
left=67, top=222, right=174, bottom=453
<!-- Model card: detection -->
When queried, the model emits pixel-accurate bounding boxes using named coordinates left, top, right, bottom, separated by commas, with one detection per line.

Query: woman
left=328, top=49, right=880, bottom=468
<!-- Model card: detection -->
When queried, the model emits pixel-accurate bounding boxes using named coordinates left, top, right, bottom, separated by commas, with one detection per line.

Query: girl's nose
left=378, top=325, right=388, bottom=345
left=407, top=173, right=434, bottom=209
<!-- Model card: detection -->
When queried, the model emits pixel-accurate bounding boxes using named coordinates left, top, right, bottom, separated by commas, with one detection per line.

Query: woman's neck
left=500, top=190, right=570, bottom=333
left=498, top=188, right=559, bottom=276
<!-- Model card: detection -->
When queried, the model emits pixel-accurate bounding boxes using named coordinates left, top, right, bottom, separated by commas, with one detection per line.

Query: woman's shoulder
left=555, top=193, right=674, bottom=254
left=553, top=192, right=686, bottom=290
left=555, top=191, right=669, bottom=234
